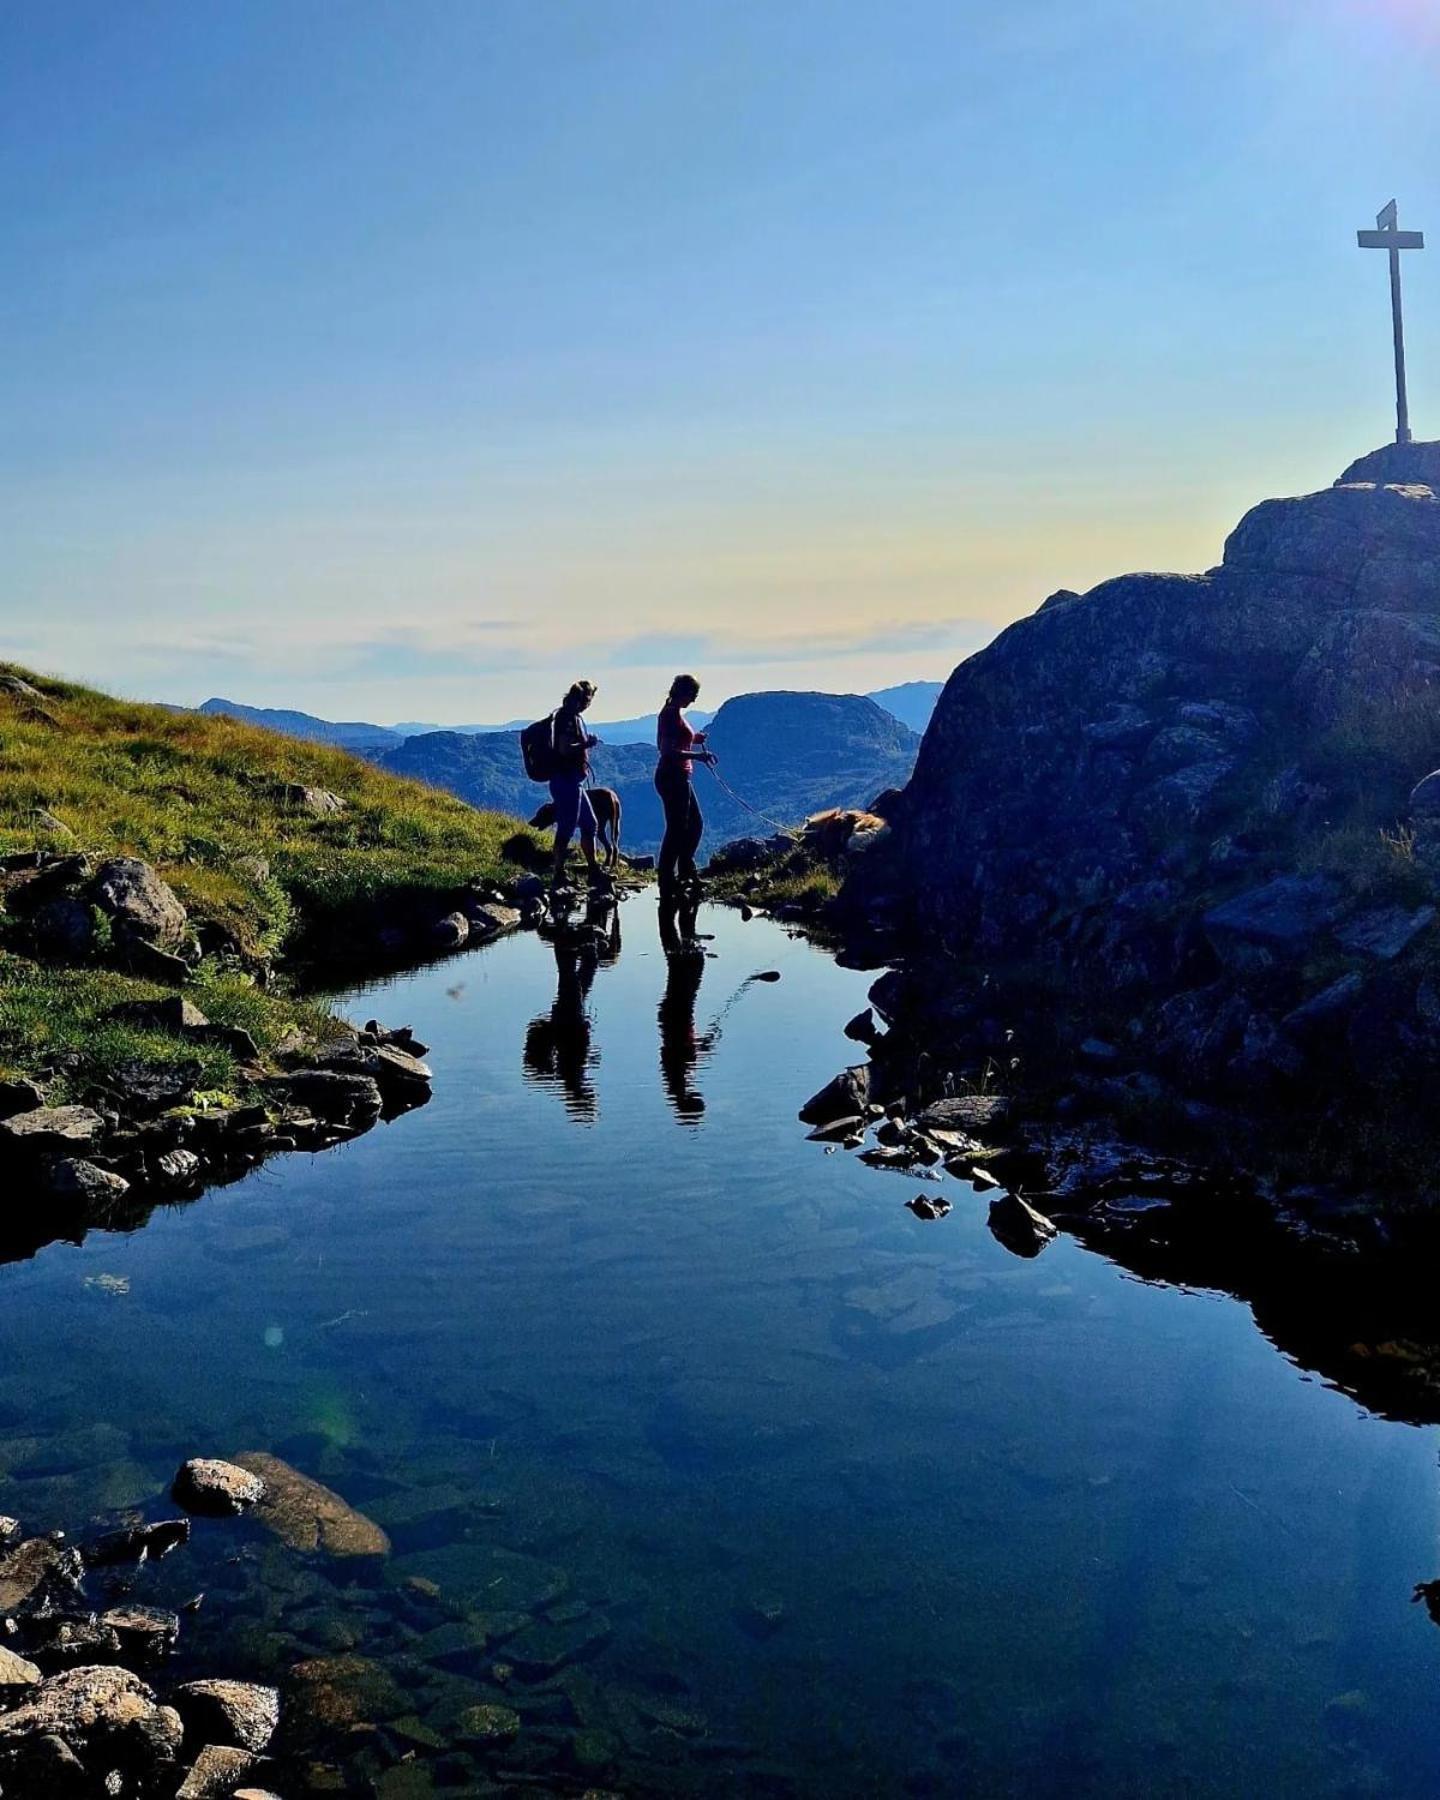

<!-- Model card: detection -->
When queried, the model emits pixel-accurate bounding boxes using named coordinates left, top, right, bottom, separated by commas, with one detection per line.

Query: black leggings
left=656, top=766, right=703, bottom=889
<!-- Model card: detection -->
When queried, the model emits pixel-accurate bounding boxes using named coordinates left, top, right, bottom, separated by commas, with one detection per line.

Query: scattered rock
left=0, top=1664, right=183, bottom=1772
left=0, top=1079, right=45, bottom=1119
left=0, top=1106, right=105, bottom=1159
left=987, top=1191, right=1059, bottom=1258
left=806, top=1116, right=866, bottom=1143
left=100, top=1603, right=180, bottom=1660
left=843, top=1008, right=880, bottom=1045
left=45, top=1157, right=130, bottom=1203
left=266, top=1069, right=383, bottom=1127
left=1334, top=903, right=1437, bottom=961
left=89, top=857, right=188, bottom=951
left=283, top=785, right=347, bottom=816
left=172, top=1458, right=267, bottom=1518
left=0, top=1537, right=85, bottom=1617
left=0, top=1645, right=41, bottom=1690
left=915, top=1095, right=1009, bottom=1132
left=174, top=1680, right=280, bottom=1753
left=176, top=1743, right=262, bottom=1798
left=455, top=1702, right=521, bottom=1746
left=281, top=1654, right=406, bottom=1741
left=798, top=1065, right=871, bottom=1126
left=82, top=1518, right=189, bottom=1568
left=431, top=911, right=470, bottom=951
left=906, top=1194, right=952, bottom=1220
left=469, top=902, right=521, bottom=938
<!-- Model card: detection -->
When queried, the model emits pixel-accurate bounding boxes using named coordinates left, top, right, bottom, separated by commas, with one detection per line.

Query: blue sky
left=2, top=0, right=1438, bottom=722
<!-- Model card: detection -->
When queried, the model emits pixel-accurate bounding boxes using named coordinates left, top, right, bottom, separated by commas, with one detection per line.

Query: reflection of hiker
left=524, top=939, right=600, bottom=1120
left=655, top=674, right=713, bottom=901
left=658, top=893, right=715, bottom=1121
left=548, top=681, right=604, bottom=895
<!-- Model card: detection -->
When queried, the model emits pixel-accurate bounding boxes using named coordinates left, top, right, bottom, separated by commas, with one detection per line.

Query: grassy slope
left=0, top=664, right=536, bottom=1102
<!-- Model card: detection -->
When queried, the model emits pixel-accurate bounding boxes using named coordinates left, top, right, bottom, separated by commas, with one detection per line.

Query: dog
left=529, top=787, right=623, bottom=869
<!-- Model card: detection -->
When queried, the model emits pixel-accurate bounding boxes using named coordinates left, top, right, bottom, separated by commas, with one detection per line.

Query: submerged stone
left=455, top=1702, right=521, bottom=1745
left=230, top=1452, right=390, bottom=1557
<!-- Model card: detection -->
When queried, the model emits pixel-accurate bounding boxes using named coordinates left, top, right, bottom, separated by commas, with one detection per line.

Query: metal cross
left=1358, top=199, right=1425, bottom=445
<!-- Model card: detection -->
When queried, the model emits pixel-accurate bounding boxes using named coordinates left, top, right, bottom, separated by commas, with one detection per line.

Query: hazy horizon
left=4, top=0, right=1438, bottom=719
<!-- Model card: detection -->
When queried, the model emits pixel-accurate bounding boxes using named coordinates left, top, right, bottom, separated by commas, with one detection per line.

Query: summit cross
left=1358, top=198, right=1425, bottom=445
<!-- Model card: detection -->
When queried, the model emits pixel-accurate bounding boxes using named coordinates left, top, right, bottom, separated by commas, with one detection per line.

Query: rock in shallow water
left=987, top=1191, right=1059, bottom=1258
left=176, top=1742, right=261, bottom=1798
left=172, top=1457, right=267, bottom=1518
left=230, top=1452, right=390, bottom=1557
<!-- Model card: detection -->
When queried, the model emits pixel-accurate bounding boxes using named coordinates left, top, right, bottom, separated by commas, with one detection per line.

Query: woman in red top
left=655, top=673, right=714, bottom=900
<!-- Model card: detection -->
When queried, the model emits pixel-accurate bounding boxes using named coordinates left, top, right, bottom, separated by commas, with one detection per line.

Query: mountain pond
left=3, top=892, right=1440, bottom=1796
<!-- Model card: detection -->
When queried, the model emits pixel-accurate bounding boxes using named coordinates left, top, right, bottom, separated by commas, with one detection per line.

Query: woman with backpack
left=546, top=680, right=603, bottom=894
left=655, top=673, right=714, bottom=901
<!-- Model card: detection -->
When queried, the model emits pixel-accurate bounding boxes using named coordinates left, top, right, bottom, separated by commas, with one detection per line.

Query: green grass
left=0, top=664, right=541, bottom=1105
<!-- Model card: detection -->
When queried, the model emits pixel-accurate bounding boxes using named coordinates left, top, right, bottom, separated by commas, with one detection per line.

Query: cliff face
left=850, top=452, right=1440, bottom=1114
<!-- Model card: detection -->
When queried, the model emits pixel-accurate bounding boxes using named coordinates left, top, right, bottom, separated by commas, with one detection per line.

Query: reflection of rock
left=987, top=1191, right=1058, bottom=1258
left=230, top=1453, right=390, bottom=1558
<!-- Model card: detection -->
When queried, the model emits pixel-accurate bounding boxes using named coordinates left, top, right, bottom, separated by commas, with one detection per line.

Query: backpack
left=520, top=712, right=558, bottom=782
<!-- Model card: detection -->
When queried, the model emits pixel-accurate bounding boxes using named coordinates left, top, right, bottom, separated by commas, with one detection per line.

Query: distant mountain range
left=380, top=692, right=920, bottom=852
left=196, top=681, right=942, bottom=852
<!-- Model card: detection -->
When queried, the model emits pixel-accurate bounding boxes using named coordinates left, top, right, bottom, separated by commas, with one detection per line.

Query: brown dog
left=530, top=787, right=623, bottom=869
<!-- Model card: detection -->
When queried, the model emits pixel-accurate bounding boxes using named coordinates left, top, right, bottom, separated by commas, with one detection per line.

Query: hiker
left=655, top=673, right=713, bottom=899
left=548, top=680, right=604, bottom=894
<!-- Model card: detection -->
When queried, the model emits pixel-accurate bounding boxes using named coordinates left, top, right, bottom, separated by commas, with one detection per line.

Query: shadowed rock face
left=847, top=451, right=1440, bottom=1132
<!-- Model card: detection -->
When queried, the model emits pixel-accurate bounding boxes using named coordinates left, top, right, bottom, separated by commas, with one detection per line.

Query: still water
left=3, top=894, right=1440, bottom=1796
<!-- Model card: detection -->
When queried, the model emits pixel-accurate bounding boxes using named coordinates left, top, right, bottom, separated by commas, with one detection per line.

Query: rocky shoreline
left=0, top=844, right=574, bottom=1266
left=0, top=1457, right=287, bottom=1798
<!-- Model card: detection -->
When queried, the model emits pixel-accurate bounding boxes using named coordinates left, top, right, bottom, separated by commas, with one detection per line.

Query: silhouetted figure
left=524, top=892, right=621, bottom=1121
left=655, top=673, right=714, bottom=903
left=547, top=679, right=607, bottom=897
left=524, top=940, right=600, bottom=1120
left=658, top=894, right=715, bottom=1121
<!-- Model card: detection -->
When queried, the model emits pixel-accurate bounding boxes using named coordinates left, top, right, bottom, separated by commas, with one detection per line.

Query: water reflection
left=521, top=894, right=621, bottom=1120
left=658, top=893, right=716, bottom=1121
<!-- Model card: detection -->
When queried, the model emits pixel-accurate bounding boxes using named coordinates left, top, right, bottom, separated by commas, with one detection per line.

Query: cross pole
left=1358, top=198, right=1425, bottom=445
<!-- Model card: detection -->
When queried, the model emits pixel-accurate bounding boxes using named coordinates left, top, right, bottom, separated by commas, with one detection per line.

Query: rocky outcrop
left=845, top=452, right=1440, bottom=1170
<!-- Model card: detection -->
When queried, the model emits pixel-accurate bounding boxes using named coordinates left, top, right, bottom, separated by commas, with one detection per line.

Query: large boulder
left=0, top=1106, right=105, bottom=1159
left=89, top=857, right=187, bottom=951
left=0, top=1665, right=183, bottom=1775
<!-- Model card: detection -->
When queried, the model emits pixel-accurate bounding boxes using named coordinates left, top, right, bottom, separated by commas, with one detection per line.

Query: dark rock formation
left=844, top=452, right=1440, bottom=1174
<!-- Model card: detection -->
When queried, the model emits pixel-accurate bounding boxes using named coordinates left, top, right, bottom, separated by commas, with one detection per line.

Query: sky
left=3, top=0, right=1440, bottom=725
